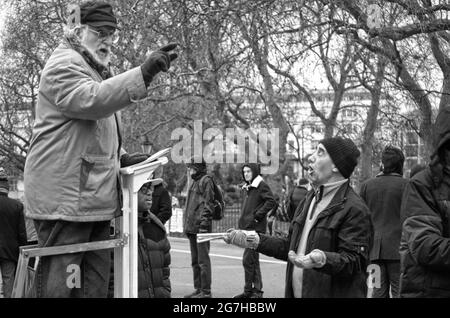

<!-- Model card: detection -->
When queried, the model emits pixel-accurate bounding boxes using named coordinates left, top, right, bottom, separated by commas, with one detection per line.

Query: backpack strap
left=198, top=174, right=216, bottom=197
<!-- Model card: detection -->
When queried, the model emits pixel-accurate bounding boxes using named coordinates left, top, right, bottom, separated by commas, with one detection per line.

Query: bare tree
left=324, top=0, right=450, bottom=158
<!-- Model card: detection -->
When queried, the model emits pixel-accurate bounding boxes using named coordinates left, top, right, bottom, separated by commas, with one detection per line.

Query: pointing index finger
left=159, top=42, right=178, bottom=52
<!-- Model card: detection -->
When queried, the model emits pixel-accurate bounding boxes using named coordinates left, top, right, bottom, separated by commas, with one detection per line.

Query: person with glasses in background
left=23, top=1, right=178, bottom=297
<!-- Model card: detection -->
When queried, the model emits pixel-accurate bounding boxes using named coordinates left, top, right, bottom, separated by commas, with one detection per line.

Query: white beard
left=79, top=30, right=111, bottom=68
left=83, top=45, right=111, bottom=68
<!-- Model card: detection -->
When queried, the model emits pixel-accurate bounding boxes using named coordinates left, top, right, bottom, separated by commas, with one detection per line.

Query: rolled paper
left=196, top=232, right=228, bottom=243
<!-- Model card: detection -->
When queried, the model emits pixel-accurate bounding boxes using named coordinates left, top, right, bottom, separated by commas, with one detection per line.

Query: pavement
left=168, top=236, right=286, bottom=298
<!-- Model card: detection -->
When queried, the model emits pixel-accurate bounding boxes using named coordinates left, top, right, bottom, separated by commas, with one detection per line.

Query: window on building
left=342, top=109, right=356, bottom=118
left=9, top=177, right=18, bottom=192
left=311, top=125, right=324, bottom=134
left=405, top=144, right=418, bottom=158
left=406, top=131, right=418, bottom=145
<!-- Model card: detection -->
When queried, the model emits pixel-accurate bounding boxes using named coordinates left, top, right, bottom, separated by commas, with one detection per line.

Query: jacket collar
left=376, top=172, right=403, bottom=178
left=294, top=180, right=351, bottom=225
left=242, top=175, right=263, bottom=191
left=313, top=179, right=348, bottom=202
left=63, top=37, right=113, bottom=80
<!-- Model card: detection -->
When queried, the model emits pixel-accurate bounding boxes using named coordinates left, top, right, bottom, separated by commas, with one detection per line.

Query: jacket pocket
left=429, top=271, right=450, bottom=291
left=79, top=154, right=118, bottom=212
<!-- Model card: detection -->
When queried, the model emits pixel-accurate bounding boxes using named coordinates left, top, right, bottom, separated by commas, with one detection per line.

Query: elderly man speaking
left=225, top=137, right=373, bottom=298
left=24, top=1, right=178, bottom=297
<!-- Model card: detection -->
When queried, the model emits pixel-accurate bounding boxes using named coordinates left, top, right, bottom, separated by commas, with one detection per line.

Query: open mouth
left=97, top=48, right=109, bottom=58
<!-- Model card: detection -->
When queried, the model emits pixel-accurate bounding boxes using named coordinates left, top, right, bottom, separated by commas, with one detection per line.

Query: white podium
left=11, top=151, right=170, bottom=298
left=114, top=153, right=169, bottom=298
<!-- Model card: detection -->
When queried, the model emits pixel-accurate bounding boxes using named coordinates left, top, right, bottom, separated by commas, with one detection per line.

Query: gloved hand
left=140, top=43, right=178, bottom=86
left=222, top=228, right=260, bottom=249
left=120, top=152, right=149, bottom=168
left=288, top=249, right=326, bottom=269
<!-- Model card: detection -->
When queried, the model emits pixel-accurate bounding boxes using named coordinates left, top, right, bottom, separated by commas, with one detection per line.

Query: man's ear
left=74, top=26, right=84, bottom=40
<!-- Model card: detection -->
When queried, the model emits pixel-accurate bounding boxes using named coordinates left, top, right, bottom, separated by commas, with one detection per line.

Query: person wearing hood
left=360, top=146, right=408, bottom=298
left=225, top=137, right=373, bottom=298
left=183, top=157, right=215, bottom=298
left=136, top=188, right=171, bottom=298
left=234, top=163, right=276, bottom=298
left=399, top=108, right=450, bottom=298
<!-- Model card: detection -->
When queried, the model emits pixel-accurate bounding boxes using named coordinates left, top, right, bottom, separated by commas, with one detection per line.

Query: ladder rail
left=11, top=154, right=169, bottom=298
left=16, top=237, right=128, bottom=259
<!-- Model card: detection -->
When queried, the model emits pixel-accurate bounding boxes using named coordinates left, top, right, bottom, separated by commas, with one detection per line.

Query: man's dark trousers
left=187, top=233, right=211, bottom=294
left=0, top=259, right=16, bottom=298
left=371, top=260, right=400, bottom=298
left=243, top=248, right=262, bottom=295
left=29, top=220, right=111, bottom=298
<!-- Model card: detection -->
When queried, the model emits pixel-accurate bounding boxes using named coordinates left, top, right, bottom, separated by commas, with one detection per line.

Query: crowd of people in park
left=1, top=1, right=450, bottom=299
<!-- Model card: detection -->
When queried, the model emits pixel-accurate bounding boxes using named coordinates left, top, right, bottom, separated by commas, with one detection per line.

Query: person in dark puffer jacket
left=399, top=107, right=450, bottom=298
left=137, top=192, right=171, bottom=298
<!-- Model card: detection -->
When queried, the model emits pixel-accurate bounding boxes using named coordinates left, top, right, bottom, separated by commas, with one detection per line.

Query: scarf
left=191, top=169, right=207, bottom=181
left=65, top=36, right=113, bottom=80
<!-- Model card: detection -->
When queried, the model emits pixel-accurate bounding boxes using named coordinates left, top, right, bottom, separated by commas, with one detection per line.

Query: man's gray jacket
left=24, top=40, right=147, bottom=222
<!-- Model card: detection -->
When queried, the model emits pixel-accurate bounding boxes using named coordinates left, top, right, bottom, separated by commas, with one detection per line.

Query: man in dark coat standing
left=183, top=157, right=215, bottom=298
left=225, top=137, right=373, bottom=298
left=286, top=178, right=309, bottom=221
left=360, top=146, right=408, bottom=298
left=399, top=108, right=450, bottom=298
left=0, top=169, right=27, bottom=298
left=150, top=182, right=172, bottom=225
left=235, top=163, right=277, bottom=298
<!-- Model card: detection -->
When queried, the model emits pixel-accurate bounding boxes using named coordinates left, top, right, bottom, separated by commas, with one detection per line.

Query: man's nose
left=102, top=36, right=113, bottom=45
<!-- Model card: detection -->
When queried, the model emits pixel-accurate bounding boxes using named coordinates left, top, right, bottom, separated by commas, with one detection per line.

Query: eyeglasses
left=87, top=26, right=119, bottom=44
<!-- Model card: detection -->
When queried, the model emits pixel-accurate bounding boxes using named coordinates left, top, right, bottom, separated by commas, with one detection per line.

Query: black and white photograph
left=0, top=0, right=449, bottom=310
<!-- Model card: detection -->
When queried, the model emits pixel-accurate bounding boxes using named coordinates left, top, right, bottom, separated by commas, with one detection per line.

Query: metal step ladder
left=11, top=152, right=169, bottom=298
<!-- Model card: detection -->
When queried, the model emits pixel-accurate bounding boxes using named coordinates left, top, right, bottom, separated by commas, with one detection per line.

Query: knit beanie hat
left=319, top=137, right=360, bottom=178
left=381, top=146, right=405, bottom=174
left=298, top=178, right=309, bottom=186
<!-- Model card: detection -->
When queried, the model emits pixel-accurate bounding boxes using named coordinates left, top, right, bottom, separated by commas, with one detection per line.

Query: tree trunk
left=360, top=57, right=386, bottom=182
